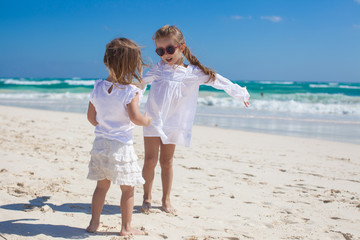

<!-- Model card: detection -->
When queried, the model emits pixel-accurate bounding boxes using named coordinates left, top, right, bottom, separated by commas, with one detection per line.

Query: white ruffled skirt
left=87, top=137, right=145, bottom=186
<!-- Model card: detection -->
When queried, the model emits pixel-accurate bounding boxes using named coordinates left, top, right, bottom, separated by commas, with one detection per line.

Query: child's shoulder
left=93, top=78, right=104, bottom=87
left=127, top=83, right=140, bottom=91
left=122, top=83, right=142, bottom=96
left=187, top=64, right=204, bottom=76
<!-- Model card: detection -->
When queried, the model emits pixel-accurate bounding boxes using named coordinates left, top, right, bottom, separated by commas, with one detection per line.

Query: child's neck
left=167, top=59, right=187, bottom=68
left=176, top=60, right=185, bottom=67
left=105, top=75, right=115, bottom=82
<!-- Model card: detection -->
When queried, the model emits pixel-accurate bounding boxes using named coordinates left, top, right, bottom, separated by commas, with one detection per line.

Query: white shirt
left=142, top=61, right=250, bottom=147
left=90, top=79, right=141, bottom=144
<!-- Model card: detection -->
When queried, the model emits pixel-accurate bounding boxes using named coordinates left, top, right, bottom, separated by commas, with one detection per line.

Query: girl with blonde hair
left=86, top=38, right=151, bottom=236
left=140, top=25, right=250, bottom=213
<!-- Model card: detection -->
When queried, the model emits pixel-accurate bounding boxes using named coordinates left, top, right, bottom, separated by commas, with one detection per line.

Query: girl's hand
left=128, top=94, right=152, bottom=126
left=244, top=99, right=250, bottom=108
left=144, top=112, right=152, bottom=127
left=243, top=86, right=250, bottom=108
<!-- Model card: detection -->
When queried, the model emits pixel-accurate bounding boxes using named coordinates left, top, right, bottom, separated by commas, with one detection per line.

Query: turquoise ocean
left=1, top=77, right=359, bottom=144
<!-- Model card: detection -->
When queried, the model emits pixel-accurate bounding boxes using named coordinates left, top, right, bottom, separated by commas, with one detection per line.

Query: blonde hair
left=103, top=38, right=145, bottom=85
left=153, top=25, right=216, bottom=82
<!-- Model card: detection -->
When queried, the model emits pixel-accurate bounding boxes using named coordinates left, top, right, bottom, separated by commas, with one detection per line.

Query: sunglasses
left=155, top=45, right=179, bottom=57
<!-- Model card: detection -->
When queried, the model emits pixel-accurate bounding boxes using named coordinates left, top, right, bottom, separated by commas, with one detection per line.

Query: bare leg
left=87, top=179, right=111, bottom=232
left=159, top=143, right=176, bottom=213
left=119, top=185, right=145, bottom=236
left=141, top=137, right=161, bottom=213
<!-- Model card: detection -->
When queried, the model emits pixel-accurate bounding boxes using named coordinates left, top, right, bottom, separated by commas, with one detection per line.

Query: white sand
left=0, top=105, right=359, bottom=240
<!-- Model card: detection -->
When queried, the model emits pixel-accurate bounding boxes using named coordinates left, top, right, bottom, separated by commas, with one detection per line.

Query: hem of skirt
left=143, top=135, right=190, bottom=147
left=143, top=134, right=161, bottom=137
left=87, top=175, right=145, bottom=186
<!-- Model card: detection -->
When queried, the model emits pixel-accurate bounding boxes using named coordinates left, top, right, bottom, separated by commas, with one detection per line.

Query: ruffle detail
left=87, top=137, right=145, bottom=186
left=89, top=79, right=103, bottom=104
left=125, top=86, right=140, bottom=105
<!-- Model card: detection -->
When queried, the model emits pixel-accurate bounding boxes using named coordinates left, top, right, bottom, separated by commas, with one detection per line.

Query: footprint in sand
left=262, top=201, right=272, bottom=207
left=243, top=173, right=255, bottom=177
left=273, top=190, right=285, bottom=194
left=326, top=156, right=351, bottom=162
left=158, top=234, right=168, bottom=239
left=7, top=185, right=29, bottom=197
left=329, top=230, right=354, bottom=240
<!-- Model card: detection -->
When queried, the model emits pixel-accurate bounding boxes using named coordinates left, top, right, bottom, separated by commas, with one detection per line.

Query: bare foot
left=161, top=201, right=176, bottom=214
left=141, top=201, right=151, bottom=214
left=120, top=227, right=146, bottom=236
left=86, top=219, right=99, bottom=233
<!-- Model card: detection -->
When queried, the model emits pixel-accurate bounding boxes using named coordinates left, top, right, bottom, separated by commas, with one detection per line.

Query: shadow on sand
left=0, top=219, right=92, bottom=239
left=0, top=196, right=145, bottom=239
left=0, top=196, right=143, bottom=215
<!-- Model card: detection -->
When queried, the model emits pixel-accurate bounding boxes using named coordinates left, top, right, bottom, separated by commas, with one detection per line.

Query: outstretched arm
left=135, top=62, right=161, bottom=90
left=127, top=93, right=152, bottom=126
left=202, top=73, right=250, bottom=107
left=87, top=102, right=98, bottom=126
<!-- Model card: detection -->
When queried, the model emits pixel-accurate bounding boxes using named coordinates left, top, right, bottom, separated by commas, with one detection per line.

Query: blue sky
left=0, top=0, right=359, bottom=82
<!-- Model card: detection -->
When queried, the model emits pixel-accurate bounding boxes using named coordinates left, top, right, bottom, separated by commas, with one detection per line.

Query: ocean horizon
left=1, top=77, right=359, bottom=144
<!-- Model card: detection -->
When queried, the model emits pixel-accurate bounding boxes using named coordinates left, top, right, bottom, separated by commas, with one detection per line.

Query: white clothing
left=89, top=79, right=141, bottom=144
left=142, top=61, right=250, bottom=147
left=87, top=136, right=145, bottom=186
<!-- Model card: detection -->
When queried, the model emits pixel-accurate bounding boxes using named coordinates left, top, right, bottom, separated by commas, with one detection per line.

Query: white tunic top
left=142, top=61, right=250, bottom=147
left=90, top=79, right=141, bottom=144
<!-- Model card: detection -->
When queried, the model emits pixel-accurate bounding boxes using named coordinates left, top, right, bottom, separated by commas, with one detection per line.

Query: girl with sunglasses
left=140, top=25, right=250, bottom=214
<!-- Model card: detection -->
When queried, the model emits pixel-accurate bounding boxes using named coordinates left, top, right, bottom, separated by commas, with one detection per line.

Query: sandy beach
left=0, top=105, right=359, bottom=240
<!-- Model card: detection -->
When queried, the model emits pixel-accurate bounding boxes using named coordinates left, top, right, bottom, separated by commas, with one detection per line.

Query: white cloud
left=261, top=16, right=283, bottom=22
left=353, top=24, right=360, bottom=29
left=232, top=15, right=252, bottom=20
left=355, top=0, right=360, bottom=5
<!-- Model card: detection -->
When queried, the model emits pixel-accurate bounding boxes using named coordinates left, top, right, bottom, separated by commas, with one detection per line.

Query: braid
left=153, top=25, right=216, bottom=82
left=183, top=46, right=216, bottom=82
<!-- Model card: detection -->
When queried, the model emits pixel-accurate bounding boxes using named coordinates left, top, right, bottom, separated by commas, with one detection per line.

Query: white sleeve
left=89, top=79, right=102, bottom=104
left=201, top=73, right=250, bottom=102
left=125, top=86, right=141, bottom=105
left=136, top=62, right=161, bottom=90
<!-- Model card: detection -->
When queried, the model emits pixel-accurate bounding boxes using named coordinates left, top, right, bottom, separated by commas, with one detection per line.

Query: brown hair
left=103, top=38, right=145, bottom=85
left=153, top=25, right=216, bottom=82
